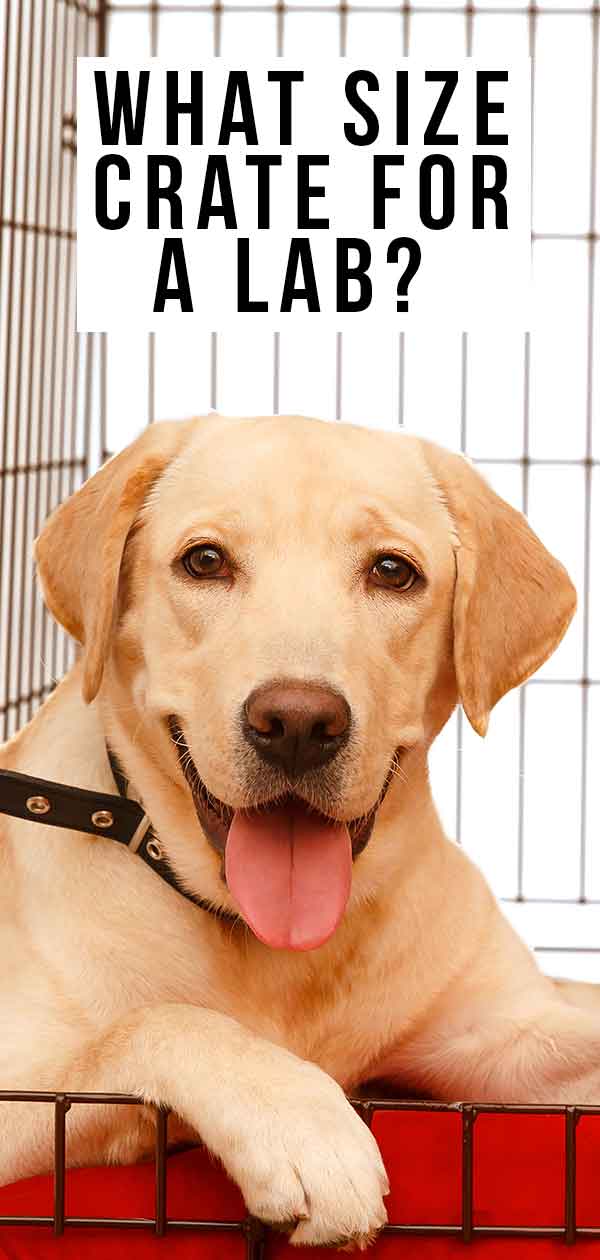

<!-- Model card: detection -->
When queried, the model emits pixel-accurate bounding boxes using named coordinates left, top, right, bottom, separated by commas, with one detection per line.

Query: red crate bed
left=1, top=1098, right=600, bottom=1258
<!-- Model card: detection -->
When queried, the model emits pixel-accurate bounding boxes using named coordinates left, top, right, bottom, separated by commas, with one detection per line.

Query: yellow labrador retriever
left=0, top=413, right=595, bottom=1248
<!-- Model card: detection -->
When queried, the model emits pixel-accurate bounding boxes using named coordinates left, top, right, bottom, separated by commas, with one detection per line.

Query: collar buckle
left=129, top=812, right=152, bottom=854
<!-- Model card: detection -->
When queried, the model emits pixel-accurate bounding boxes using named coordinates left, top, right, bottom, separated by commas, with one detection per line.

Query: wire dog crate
left=2, top=1094, right=600, bottom=1255
left=1, top=0, right=600, bottom=1252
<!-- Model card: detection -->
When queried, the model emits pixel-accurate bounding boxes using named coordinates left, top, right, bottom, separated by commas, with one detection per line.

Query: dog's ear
left=35, top=419, right=195, bottom=704
left=422, top=440, right=577, bottom=737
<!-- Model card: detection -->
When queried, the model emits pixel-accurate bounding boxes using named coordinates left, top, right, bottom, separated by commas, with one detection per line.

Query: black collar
left=0, top=753, right=238, bottom=925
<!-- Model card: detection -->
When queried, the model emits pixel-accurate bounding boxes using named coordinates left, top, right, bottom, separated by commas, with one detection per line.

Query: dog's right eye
left=181, top=545, right=229, bottom=579
left=370, top=553, right=420, bottom=591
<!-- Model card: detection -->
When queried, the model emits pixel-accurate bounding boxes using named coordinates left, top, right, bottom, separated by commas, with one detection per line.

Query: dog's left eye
left=181, top=545, right=228, bottom=579
left=370, top=554, right=419, bottom=591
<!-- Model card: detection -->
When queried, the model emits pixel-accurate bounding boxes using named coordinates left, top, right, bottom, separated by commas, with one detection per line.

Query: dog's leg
left=401, top=997, right=600, bottom=1105
left=554, top=977, right=600, bottom=1014
left=0, top=1003, right=388, bottom=1249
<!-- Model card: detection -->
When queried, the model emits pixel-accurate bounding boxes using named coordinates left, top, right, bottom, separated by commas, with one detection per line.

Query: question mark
left=386, top=237, right=422, bottom=312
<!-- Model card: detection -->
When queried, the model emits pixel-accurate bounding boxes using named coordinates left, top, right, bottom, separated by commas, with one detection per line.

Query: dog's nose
left=243, top=681, right=351, bottom=777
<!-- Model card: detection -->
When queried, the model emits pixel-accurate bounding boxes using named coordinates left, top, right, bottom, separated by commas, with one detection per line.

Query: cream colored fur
left=0, top=414, right=593, bottom=1250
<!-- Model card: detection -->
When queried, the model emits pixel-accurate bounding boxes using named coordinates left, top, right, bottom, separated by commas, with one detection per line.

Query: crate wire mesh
left=1, top=1093, right=600, bottom=1252
left=1, top=0, right=600, bottom=1251
left=0, top=0, right=106, bottom=740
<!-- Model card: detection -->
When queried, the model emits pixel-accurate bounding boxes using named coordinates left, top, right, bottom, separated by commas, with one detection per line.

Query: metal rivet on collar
left=146, top=838, right=164, bottom=861
left=26, top=795, right=51, bottom=815
left=91, top=809, right=114, bottom=829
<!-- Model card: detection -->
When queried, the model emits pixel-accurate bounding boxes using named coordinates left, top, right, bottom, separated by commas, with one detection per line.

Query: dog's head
left=36, top=415, right=576, bottom=949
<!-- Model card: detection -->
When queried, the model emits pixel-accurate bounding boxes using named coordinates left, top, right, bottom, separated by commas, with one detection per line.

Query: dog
left=0, top=412, right=596, bottom=1249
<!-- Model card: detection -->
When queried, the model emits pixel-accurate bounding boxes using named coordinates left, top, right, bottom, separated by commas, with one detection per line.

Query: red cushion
left=1, top=1109, right=599, bottom=1257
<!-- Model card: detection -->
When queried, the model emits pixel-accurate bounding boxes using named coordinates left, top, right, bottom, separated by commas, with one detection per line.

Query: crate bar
left=339, top=0, right=347, bottom=56
left=359, top=1099, right=600, bottom=1115
left=91, top=1095, right=590, bottom=1117
left=210, top=332, right=218, bottom=411
left=146, top=0, right=158, bottom=429
left=400, top=0, right=409, bottom=53
left=1, top=1214, right=245, bottom=1233
left=99, top=330, right=109, bottom=465
left=0, top=0, right=25, bottom=742
left=26, top=0, right=60, bottom=730
left=69, top=1216, right=245, bottom=1230
left=7, top=1218, right=598, bottom=1240
left=479, top=1225, right=600, bottom=1238
left=245, top=1216, right=267, bottom=1260
left=507, top=892, right=600, bottom=903
left=272, top=331, right=280, bottom=415
left=350, top=1097, right=465, bottom=1111
left=516, top=330, right=531, bottom=900
left=353, top=1099, right=375, bottom=1128
left=382, top=1223, right=600, bottom=1238
left=0, top=684, right=57, bottom=718
left=0, top=220, right=76, bottom=239
left=0, top=1216, right=56, bottom=1227
left=455, top=330, right=468, bottom=845
left=0, top=1216, right=155, bottom=1229
left=456, top=9, right=471, bottom=845
left=53, top=1094, right=70, bottom=1236
left=472, top=456, right=600, bottom=466
left=579, top=0, right=599, bottom=900
left=397, top=331, right=405, bottom=425
left=0, top=0, right=10, bottom=283
left=154, top=1107, right=169, bottom=1236
left=37, top=0, right=71, bottom=723
left=565, top=1105, right=578, bottom=1244
left=335, top=331, right=342, bottom=420
left=48, top=0, right=76, bottom=692
left=67, top=1216, right=159, bottom=1228
left=97, top=0, right=108, bottom=55
left=0, top=1090, right=144, bottom=1103
left=275, top=0, right=284, bottom=54
left=0, top=457, right=85, bottom=479
left=13, top=0, right=43, bottom=732
left=461, top=1104, right=475, bottom=1242
left=63, top=0, right=89, bottom=681
left=101, top=3, right=600, bottom=13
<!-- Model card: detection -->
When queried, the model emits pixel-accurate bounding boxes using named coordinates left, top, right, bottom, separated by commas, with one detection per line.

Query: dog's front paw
left=221, top=1062, right=389, bottom=1249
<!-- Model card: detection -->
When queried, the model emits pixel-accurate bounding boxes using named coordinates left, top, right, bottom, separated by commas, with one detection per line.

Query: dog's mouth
left=168, top=717, right=399, bottom=952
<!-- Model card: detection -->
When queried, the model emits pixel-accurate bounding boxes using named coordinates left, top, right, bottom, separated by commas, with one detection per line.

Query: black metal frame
left=1, top=1094, right=599, bottom=1253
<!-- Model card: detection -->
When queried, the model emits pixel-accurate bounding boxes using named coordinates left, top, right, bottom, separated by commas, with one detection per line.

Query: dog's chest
left=207, top=935, right=411, bottom=1088
left=4, top=831, right=419, bottom=1092
left=32, top=909, right=392, bottom=1087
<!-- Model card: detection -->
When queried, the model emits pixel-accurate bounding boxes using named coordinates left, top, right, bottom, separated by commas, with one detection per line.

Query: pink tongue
left=225, top=801, right=352, bottom=951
